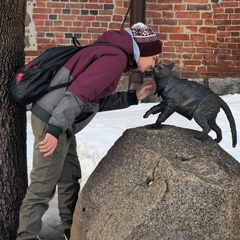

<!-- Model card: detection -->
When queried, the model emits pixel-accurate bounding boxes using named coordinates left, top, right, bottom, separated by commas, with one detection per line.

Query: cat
left=143, top=62, right=237, bottom=147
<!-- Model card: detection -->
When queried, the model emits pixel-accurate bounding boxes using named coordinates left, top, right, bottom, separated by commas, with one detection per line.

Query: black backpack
left=11, top=39, right=130, bottom=105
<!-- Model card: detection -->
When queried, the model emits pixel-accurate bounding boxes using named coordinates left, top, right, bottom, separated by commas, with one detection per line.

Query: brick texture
left=25, top=0, right=240, bottom=78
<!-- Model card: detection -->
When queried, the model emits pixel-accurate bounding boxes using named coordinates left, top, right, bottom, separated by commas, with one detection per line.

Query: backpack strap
left=47, top=81, right=73, bottom=92
left=79, top=41, right=131, bottom=66
left=72, top=36, right=81, bottom=47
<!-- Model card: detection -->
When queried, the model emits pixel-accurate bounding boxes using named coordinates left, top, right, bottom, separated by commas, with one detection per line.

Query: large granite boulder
left=71, top=125, right=240, bottom=240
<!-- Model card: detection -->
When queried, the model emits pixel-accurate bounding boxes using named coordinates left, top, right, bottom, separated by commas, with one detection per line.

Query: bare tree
left=0, top=1, right=28, bottom=238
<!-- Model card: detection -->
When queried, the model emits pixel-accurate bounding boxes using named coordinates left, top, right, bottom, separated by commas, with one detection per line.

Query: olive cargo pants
left=17, top=114, right=81, bottom=240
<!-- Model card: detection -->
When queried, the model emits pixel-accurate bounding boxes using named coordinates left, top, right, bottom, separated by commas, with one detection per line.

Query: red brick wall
left=25, top=0, right=240, bottom=78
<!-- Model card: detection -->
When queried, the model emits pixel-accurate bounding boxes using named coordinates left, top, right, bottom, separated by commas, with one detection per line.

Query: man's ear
left=167, top=62, right=175, bottom=70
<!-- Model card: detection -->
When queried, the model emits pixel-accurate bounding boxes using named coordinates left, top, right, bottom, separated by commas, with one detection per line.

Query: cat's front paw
left=143, top=111, right=151, bottom=118
left=150, top=122, right=162, bottom=128
left=156, top=119, right=163, bottom=127
left=194, top=134, right=208, bottom=141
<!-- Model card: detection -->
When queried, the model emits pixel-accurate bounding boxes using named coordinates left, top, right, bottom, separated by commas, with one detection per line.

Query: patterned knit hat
left=131, top=22, right=162, bottom=57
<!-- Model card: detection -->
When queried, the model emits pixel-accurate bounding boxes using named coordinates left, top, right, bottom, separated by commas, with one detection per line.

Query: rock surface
left=71, top=125, right=240, bottom=240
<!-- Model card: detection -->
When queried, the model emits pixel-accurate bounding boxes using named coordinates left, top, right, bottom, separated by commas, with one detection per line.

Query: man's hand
left=39, top=133, right=58, bottom=157
left=136, top=79, right=156, bottom=101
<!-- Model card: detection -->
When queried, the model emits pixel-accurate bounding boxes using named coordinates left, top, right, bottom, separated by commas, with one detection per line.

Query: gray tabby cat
left=144, top=63, right=237, bottom=147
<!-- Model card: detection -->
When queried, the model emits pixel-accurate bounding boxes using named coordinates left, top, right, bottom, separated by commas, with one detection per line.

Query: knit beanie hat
left=131, top=22, right=162, bottom=57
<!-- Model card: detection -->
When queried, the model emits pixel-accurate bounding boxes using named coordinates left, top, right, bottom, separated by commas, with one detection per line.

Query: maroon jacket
left=65, top=29, right=136, bottom=105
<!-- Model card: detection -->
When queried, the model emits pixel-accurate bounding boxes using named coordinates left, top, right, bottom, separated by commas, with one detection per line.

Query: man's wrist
left=47, top=124, right=62, bottom=139
left=127, top=90, right=138, bottom=105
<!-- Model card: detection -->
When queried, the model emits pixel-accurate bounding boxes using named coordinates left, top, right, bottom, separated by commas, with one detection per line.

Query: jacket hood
left=95, top=29, right=133, bottom=53
left=95, top=29, right=137, bottom=70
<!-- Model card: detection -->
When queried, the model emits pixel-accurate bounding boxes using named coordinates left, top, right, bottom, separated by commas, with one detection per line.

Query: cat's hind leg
left=193, top=114, right=211, bottom=141
left=208, top=118, right=222, bottom=143
left=193, top=94, right=220, bottom=142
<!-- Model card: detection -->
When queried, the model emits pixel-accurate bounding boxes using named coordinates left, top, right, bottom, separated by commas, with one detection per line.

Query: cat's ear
left=167, top=62, right=175, bottom=70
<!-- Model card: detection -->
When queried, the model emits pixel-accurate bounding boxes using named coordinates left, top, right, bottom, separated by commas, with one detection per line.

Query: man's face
left=137, top=54, right=160, bottom=72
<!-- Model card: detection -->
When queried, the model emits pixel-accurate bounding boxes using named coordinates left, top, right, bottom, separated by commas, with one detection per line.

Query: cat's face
left=153, top=62, right=175, bottom=93
left=153, top=63, right=175, bottom=81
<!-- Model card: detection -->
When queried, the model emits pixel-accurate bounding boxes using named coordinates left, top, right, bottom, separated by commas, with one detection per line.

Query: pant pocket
left=31, top=113, right=48, bottom=138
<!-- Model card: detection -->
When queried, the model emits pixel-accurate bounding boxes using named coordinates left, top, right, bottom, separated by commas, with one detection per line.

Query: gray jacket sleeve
left=47, top=91, right=84, bottom=138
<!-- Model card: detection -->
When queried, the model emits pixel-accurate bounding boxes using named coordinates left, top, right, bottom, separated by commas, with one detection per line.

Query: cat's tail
left=220, top=98, right=237, bottom=147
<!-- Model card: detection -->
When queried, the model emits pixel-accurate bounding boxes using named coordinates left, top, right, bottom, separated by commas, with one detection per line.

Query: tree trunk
left=0, top=0, right=28, bottom=239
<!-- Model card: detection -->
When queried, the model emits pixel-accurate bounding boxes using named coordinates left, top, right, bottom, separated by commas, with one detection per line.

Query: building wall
left=25, top=0, right=240, bottom=80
